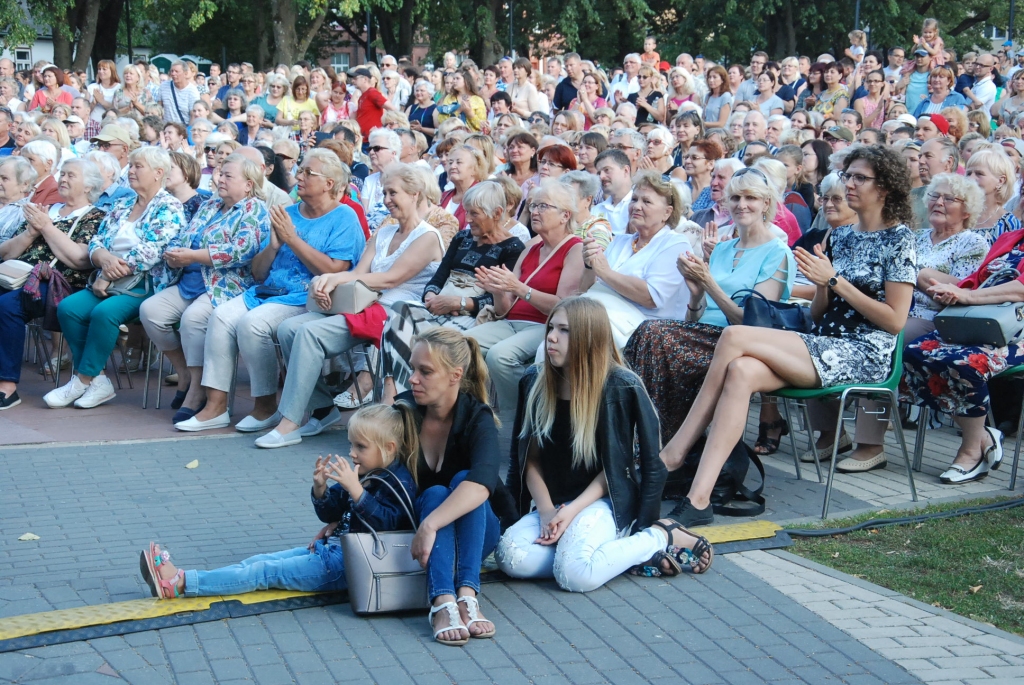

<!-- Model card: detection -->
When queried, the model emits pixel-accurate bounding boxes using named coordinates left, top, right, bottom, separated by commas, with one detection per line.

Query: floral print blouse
left=910, top=228, right=989, bottom=321
left=88, top=189, right=185, bottom=293
left=167, top=196, right=270, bottom=307
left=12, top=206, right=106, bottom=291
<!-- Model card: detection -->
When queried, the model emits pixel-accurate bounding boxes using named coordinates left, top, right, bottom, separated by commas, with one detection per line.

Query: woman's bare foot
left=456, top=589, right=494, bottom=637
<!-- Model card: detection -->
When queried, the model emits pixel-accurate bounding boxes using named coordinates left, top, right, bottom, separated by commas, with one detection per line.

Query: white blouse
left=600, top=227, right=693, bottom=320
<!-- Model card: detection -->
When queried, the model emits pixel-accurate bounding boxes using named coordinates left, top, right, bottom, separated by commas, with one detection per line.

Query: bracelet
left=687, top=302, right=705, bottom=312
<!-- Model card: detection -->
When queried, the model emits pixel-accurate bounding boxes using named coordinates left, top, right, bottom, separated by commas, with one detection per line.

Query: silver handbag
left=341, top=470, right=427, bottom=615
left=934, top=268, right=1024, bottom=348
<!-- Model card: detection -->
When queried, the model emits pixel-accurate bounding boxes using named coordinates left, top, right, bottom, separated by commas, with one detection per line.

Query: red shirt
left=508, top=236, right=582, bottom=323
left=341, top=195, right=370, bottom=240
left=356, top=88, right=387, bottom=135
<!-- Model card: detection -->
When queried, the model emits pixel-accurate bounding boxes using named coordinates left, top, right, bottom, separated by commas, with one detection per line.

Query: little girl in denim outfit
left=140, top=404, right=419, bottom=598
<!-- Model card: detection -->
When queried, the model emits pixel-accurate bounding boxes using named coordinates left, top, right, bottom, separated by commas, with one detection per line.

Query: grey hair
left=411, top=165, right=441, bottom=204
left=0, top=156, right=38, bottom=190
left=116, top=117, right=140, bottom=141
left=246, top=104, right=265, bottom=119
left=624, top=53, right=642, bottom=64
left=369, top=128, right=404, bottom=156
left=926, top=172, right=985, bottom=230
left=645, top=126, right=674, bottom=147
left=528, top=179, right=578, bottom=234
left=85, top=150, right=121, bottom=181
left=819, top=172, right=844, bottom=197
left=558, top=170, right=601, bottom=202
left=766, top=114, right=791, bottom=130
left=23, top=138, right=60, bottom=168
left=670, top=178, right=694, bottom=218
left=714, top=157, right=746, bottom=176
left=611, top=127, right=646, bottom=154
left=414, top=79, right=435, bottom=97
left=60, top=158, right=105, bottom=204
left=828, top=142, right=863, bottom=173
left=302, top=148, right=347, bottom=198
left=462, top=180, right=508, bottom=217
left=191, top=117, right=215, bottom=133
left=264, top=73, right=291, bottom=95
left=128, top=146, right=173, bottom=179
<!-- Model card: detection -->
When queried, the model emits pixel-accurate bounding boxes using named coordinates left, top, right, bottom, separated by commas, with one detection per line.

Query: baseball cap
left=1001, top=138, right=1024, bottom=157
left=896, top=113, right=918, bottom=127
left=914, top=48, right=929, bottom=57
left=659, top=61, right=671, bottom=72
left=90, top=124, right=132, bottom=146
left=923, top=113, right=950, bottom=135
left=63, top=115, right=85, bottom=126
left=348, top=67, right=373, bottom=79
left=823, top=126, right=854, bottom=143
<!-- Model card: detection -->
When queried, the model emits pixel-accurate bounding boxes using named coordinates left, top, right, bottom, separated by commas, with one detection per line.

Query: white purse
left=306, top=279, right=380, bottom=315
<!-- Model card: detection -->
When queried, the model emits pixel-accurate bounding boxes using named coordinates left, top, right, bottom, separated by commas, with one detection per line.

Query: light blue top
left=701, top=237, right=796, bottom=328
left=243, top=203, right=366, bottom=309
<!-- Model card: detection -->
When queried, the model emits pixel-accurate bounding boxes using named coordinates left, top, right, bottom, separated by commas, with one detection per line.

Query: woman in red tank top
left=468, top=180, right=585, bottom=417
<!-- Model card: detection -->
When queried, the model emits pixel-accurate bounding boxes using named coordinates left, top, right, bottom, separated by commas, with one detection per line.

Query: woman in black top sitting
left=403, top=327, right=513, bottom=647
left=381, top=181, right=526, bottom=403
left=495, top=297, right=713, bottom=592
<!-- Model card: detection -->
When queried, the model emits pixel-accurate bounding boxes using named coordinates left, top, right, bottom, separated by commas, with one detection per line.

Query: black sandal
left=673, top=533, right=714, bottom=574
left=754, top=419, right=789, bottom=455
left=629, top=520, right=714, bottom=577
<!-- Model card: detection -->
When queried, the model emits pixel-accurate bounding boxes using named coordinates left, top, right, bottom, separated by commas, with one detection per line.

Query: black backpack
left=662, top=436, right=766, bottom=517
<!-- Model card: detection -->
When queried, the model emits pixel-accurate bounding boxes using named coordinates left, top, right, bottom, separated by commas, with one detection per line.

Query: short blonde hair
left=381, top=162, right=431, bottom=206
left=449, top=144, right=489, bottom=182
left=222, top=153, right=266, bottom=200
left=966, top=148, right=1016, bottom=204
left=528, top=179, right=578, bottom=234
left=723, top=166, right=780, bottom=222
left=128, top=145, right=173, bottom=178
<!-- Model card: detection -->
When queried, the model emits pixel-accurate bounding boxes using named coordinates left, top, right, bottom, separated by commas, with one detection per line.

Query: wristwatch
left=827, top=276, right=839, bottom=289
left=524, top=288, right=533, bottom=301
left=460, top=296, right=467, bottom=314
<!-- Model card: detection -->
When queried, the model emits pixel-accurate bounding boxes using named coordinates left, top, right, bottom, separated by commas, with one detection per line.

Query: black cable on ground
left=787, top=496, right=1024, bottom=537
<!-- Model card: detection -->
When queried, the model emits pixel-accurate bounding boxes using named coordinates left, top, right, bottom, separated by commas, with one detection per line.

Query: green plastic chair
left=912, top=363, right=1024, bottom=491
left=770, top=332, right=917, bottom=518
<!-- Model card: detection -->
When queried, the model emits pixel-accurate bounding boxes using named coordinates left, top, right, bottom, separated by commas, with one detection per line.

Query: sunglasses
left=367, top=145, right=390, bottom=153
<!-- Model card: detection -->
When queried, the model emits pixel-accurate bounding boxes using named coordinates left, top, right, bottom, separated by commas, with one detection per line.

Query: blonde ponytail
left=412, top=328, right=495, bottom=421
left=392, top=401, right=422, bottom=485
left=347, top=404, right=421, bottom=481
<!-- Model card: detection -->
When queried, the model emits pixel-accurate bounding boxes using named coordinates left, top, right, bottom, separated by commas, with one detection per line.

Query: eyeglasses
left=865, top=79, right=884, bottom=84
left=821, top=195, right=845, bottom=206
left=527, top=202, right=558, bottom=212
left=608, top=144, right=635, bottom=151
left=838, top=171, right=875, bottom=186
left=296, top=167, right=327, bottom=178
left=367, top=145, right=390, bottom=153
left=926, top=192, right=965, bottom=205
left=683, top=154, right=707, bottom=162
left=538, top=159, right=564, bottom=169
left=646, top=138, right=665, bottom=146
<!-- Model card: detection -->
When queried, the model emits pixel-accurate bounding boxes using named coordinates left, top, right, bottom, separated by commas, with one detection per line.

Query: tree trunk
left=255, top=0, right=270, bottom=71
left=89, top=0, right=124, bottom=66
left=296, top=7, right=327, bottom=61
left=475, top=0, right=501, bottom=66
left=271, top=0, right=299, bottom=66
left=52, top=27, right=74, bottom=70
left=397, top=0, right=413, bottom=58
left=72, top=0, right=102, bottom=71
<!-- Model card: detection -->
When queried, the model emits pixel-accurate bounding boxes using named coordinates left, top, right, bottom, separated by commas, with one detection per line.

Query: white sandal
left=457, top=595, right=495, bottom=639
left=332, top=390, right=373, bottom=410
left=428, top=602, right=470, bottom=646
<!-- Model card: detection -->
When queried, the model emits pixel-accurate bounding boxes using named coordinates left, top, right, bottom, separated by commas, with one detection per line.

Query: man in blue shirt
left=214, top=63, right=243, bottom=108
left=0, top=108, right=14, bottom=157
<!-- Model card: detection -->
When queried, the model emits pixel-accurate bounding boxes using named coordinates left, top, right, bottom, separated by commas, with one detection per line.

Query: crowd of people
left=3, top=18, right=1024, bottom=645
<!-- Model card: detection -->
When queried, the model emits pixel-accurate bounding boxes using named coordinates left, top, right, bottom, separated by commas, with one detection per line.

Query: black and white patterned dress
left=796, top=224, right=918, bottom=387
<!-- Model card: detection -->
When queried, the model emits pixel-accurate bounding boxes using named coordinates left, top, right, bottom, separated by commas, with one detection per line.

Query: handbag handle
left=730, top=288, right=778, bottom=320
left=348, top=468, right=419, bottom=560
left=979, top=267, right=1021, bottom=289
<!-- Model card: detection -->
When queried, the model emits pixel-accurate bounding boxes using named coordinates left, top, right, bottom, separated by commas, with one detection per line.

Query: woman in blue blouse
left=45, top=147, right=185, bottom=410
left=140, top=154, right=269, bottom=423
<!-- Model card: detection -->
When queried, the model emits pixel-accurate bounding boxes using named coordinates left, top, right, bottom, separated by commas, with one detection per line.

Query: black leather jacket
left=505, top=365, right=666, bottom=534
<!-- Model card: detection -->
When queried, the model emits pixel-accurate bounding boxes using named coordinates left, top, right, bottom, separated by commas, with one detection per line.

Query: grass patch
left=787, top=496, right=1024, bottom=636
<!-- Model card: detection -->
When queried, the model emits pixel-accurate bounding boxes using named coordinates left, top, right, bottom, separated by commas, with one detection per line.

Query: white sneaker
left=74, top=375, right=116, bottom=408
left=44, top=376, right=89, bottom=408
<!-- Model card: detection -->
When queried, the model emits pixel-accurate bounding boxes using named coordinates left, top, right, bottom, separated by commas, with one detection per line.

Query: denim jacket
left=88, top=189, right=185, bottom=292
left=311, top=463, right=418, bottom=534
left=168, top=196, right=270, bottom=307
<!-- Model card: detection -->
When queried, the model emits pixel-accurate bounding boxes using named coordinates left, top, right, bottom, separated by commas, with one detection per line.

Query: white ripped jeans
left=494, top=499, right=664, bottom=593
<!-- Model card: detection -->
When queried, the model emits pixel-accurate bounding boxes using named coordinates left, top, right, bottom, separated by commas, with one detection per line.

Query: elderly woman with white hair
left=255, top=164, right=446, bottom=447
left=0, top=158, right=107, bottom=410
left=468, top=179, right=586, bottom=418
left=22, top=138, right=62, bottom=205
left=380, top=180, right=528, bottom=402
left=965, top=148, right=1022, bottom=244
left=558, top=171, right=612, bottom=247
left=176, top=149, right=365, bottom=433
left=0, top=157, right=37, bottom=242
left=639, top=126, right=686, bottom=181
left=45, top=147, right=185, bottom=410
left=361, top=127, right=404, bottom=232
left=85, top=150, right=136, bottom=212
left=407, top=80, right=439, bottom=145
left=140, top=153, right=270, bottom=423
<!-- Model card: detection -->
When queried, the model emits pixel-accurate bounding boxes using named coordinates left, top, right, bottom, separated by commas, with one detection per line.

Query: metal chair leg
left=143, top=340, right=153, bottom=408
left=822, top=390, right=850, bottom=518
left=800, top=401, right=824, bottom=484
left=887, top=390, right=918, bottom=503
left=913, top=406, right=929, bottom=472
left=779, top=399, right=803, bottom=481
left=1010, top=401, right=1023, bottom=491
left=155, top=351, right=164, bottom=410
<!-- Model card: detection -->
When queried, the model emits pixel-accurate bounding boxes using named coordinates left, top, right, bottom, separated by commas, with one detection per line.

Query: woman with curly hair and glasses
left=659, top=145, right=918, bottom=527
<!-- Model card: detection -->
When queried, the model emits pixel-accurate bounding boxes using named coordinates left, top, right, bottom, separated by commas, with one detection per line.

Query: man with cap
left=822, top=125, right=854, bottom=151
left=913, top=137, right=960, bottom=228
left=1000, top=137, right=1024, bottom=166
left=236, top=145, right=293, bottom=209
left=900, top=48, right=933, bottom=111
left=91, top=124, right=133, bottom=189
left=350, top=67, right=397, bottom=145
left=915, top=113, right=950, bottom=142
left=70, top=97, right=100, bottom=139
left=63, top=115, right=90, bottom=155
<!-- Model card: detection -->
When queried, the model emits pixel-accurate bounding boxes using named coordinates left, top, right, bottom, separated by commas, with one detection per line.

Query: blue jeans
left=183, top=543, right=348, bottom=597
left=416, top=470, right=500, bottom=601
left=0, top=284, right=46, bottom=384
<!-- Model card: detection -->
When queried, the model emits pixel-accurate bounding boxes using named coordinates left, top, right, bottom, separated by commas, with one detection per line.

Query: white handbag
left=341, top=470, right=427, bottom=614
left=0, top=260, right=34, bottom=290
left=306, top=279, right=380, bottom=315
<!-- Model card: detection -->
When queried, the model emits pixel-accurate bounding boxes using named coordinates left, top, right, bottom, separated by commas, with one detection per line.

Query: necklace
left=632, top=234, right=650, bottom=254
left=977, top=204, right=1003, bottom=228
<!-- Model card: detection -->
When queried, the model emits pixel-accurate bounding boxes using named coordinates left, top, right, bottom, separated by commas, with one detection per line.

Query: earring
left=763, top=212, right=768, bottom=223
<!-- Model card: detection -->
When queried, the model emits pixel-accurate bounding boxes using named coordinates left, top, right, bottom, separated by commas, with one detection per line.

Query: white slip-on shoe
left=939, top=457, right=990, bottom=484
left=44, top=376, right=89, bottom=408
left=799, top=432, right=853, bottom=462
left=235, top=411, right=282, bottom=433
left=984, top=426, right=1004, bottom=470
left=299, top=408, right=342, bottom=437
left=175, top=412, right=231, bottom=432
left=74, top=375, right=116, bottom=409
left=255, top=429, right=302, bottom=449
left=834, top=451, right=888, bottom=473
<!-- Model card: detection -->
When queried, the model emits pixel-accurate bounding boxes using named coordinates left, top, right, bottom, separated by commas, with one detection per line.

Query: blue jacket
left=311, top=462, right=417, bottom=533
left=913, top=91, right=968, bottom=117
